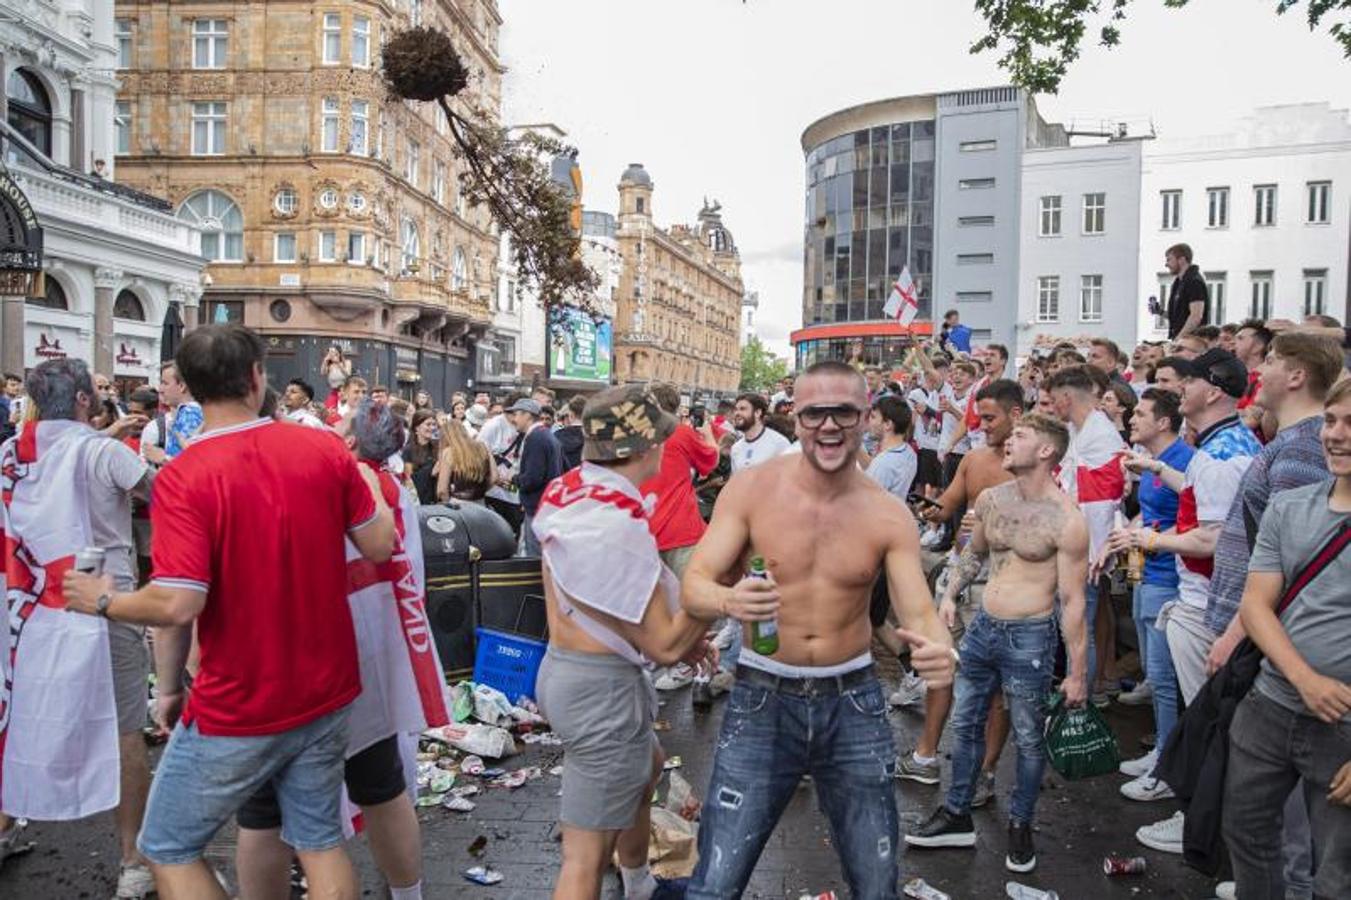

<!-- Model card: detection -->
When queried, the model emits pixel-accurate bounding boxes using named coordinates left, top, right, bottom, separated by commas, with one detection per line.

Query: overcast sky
left=499, top=0, right=1351, bottom=357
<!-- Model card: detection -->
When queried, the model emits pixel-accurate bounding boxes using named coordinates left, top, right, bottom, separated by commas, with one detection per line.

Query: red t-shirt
left=639, top=424, right=720, bottom=552
left=151, top=418, right=377, bottom=736
left=1236, top=371, right=1262, bottom=411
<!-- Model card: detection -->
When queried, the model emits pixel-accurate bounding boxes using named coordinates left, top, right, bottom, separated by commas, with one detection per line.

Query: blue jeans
left=1134, top=582, right=1180, bottom=751
left=689, top=673, right=898, bottom=899
left=138, top=705, right=351, bottom=865
left=1083, top=580, right=1099, bottom=689
left=945, top=612, right=1056, bottom=826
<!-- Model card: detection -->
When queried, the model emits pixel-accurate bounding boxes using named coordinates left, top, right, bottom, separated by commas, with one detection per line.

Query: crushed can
left=903, top=877, right=951, bottom=900
left=75, top=547, right=105, bottom=575
left=1103, top=855, right=1148, bottom=875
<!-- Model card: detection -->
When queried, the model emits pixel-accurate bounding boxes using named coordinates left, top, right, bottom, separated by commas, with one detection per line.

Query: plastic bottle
left=1005, top=882, right=1059, bottom=900
left=748, top=555, right=779, bottom=656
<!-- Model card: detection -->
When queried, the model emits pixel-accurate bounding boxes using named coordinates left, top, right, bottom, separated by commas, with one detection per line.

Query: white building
left=1, top=0, right=204, bottom=387
left=1016, top=136, right=1146, bottom=357
left=1137, top=103, right=1351, bottom=338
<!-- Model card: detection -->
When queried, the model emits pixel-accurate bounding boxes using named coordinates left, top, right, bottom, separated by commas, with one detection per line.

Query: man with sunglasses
left=683, top=361, right=955, bottom=898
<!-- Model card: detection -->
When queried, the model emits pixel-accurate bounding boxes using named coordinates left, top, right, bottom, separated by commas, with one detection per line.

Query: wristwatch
left=95, top=593, right=113, bottom=617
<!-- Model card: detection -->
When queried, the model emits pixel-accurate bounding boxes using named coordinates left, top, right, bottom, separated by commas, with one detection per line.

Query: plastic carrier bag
left=1044, top=690, right=1120, bottom=779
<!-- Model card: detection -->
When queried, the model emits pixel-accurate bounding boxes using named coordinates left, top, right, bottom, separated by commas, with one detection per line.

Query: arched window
left=7, top=69, right=52, bottom=157
left=28, top=276, right=68, bottom=309
left=177, top=190, right=244, bottom=261
left=400, top=218, right=419, bottom=273
left=451, top=247, right=467, bottom=291
left=113, top=289, right=146, bottom=321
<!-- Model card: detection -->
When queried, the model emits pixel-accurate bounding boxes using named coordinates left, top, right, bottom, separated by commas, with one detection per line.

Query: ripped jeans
left=945, top=611, right=1057, bottom=826
left=688, top=668, right=898, bottom=899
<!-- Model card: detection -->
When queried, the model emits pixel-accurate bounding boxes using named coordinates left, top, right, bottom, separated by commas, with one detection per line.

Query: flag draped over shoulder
left=0, top=421, right=120, bottom=819
left=1060, top=410, right=1127, bottom=561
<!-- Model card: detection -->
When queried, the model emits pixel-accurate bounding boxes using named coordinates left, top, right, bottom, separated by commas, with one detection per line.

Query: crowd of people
left=0, top=236, right=1347, bottom=900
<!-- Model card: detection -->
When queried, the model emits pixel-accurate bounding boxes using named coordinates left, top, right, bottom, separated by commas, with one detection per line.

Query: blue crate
left=473, top=627, right=547, bottom=703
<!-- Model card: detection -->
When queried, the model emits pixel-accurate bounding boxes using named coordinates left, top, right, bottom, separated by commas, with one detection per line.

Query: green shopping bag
left=1044, top=690, right=1120, bottom=779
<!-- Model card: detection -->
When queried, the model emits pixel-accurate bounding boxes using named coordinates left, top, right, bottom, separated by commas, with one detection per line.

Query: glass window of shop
left=794, top=335, right=919, bottom=370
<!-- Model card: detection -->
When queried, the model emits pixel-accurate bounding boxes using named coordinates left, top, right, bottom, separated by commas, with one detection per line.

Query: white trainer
left=1213, top=881, right=1236, bottom=900
left=1135, top=810, right=1185, bottom=854
left=652, top=665, right=694, bottom=691
left=1120, top=774, right=1176, bottom=802
left=1118, top=680, right=1154, bottom=706
left=889, top=671, right=928, bottom=708
left=1119, top=749, right=1159, bottom=778
left=116, top=863, right=156, bottom=899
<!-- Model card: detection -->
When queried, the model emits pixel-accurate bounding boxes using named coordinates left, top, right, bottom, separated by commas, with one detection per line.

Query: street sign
left=0, top=170, right=42, bottom=272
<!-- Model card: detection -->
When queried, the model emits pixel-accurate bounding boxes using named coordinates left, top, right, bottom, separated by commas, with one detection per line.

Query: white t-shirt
left=87, top=438, right=150, bottom=591
left=730, top=427, right=792, bottom=473
left=286, top=408, right=328, bottom=429
left=907, top=387, right=941, bottom=452
left=938, top=384, right=972, bottom=455
left=477, top=413, right=522, bottom=506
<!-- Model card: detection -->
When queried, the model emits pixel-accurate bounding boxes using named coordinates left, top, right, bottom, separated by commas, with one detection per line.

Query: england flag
left=883, top=267, right=919, bottom=327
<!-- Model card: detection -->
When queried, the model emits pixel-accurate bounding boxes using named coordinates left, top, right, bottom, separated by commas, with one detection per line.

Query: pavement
left=2, top=667, right=1223, bottom=900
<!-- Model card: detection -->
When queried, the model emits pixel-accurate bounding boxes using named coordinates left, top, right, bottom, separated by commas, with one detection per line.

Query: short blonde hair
left=1324, top=373, right=1351, bottom=409
left=1017, top=412, right=1070, bottom=465
left=1270, top=332, right=1345, bottom=399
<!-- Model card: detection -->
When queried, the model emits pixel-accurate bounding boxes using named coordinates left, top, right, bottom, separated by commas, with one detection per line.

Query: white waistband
left=739, top=648, right=874, bottom=679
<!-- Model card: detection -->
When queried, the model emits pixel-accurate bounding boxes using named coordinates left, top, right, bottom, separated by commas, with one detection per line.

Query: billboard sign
left=549, top=307, right=612, bottom=384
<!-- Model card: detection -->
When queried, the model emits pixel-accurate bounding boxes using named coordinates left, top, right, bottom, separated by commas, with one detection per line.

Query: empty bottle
left=1006, top=882, right=1058, bottom=900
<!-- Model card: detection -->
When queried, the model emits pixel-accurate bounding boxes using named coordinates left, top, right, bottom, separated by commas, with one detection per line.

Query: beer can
left=1103, top=855, right=1147, bottom=875
left=74, top=547, right=105, bottom=576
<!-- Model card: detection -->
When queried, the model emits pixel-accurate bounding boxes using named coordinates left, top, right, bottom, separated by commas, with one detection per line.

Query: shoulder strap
left=1276, top=520, right=1351, bottom=617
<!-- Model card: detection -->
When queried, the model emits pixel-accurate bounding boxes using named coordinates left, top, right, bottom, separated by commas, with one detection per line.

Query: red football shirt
left=640, top=424, right=720, bottom=552
left=151, top=418, right=377, bottom=736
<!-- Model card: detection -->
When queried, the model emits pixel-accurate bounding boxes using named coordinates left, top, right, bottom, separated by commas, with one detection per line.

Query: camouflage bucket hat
left=582, top=385, right=678, bottom=462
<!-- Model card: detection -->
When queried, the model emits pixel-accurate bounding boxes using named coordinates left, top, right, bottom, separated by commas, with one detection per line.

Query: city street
left=5, top=662, right=1219, bottom=900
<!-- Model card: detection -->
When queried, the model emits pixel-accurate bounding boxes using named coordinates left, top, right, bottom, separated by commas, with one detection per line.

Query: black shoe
left=691, top=681, right=713, bottom=711
left=1140, top=732, right=1157, bottom=751
left=1005, top=821, right=1036, bottom=873
left=904, top=807, right=976, bottom=848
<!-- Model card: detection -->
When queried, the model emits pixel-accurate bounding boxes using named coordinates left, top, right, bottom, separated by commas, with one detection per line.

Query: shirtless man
left=905, top=413, right=1089, bottom=875
left=682, top=361, right=956, bottom=899
left=898, top=380, right=1023, bottom=804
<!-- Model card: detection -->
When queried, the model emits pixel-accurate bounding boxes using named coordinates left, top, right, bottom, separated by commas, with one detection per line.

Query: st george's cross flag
left=339, top=463, right=450, bottom=835
left=0, top=421, right=120, bottom=820
left=883, top=266, right=919, bottom=327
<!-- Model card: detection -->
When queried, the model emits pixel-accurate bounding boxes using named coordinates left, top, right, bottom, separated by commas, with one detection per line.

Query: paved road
left=3, top=672, right=1222, bottom=900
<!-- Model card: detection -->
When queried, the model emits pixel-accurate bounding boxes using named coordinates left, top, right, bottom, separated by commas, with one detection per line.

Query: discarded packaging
left=1103, top=855, right=1148, bottom=875
left=443, top=796, right=476, bottom=812
left=648, top=806, right=699, bottom=879
left=424, top=723, right=517, bottom=759
left=462, top=865, right=503, bottom=885
left=460, top=755, right=486, bottom=776
left=451, top=682, right=474, bottom=723
left=451, top=784, right=480, bottom=798
left=903, top=878, right=950, bottom=900
left=1006, top=883, right=1059, bottom=900
left=663, top=756, right=683, bottom=770
left=473, top=683, right=517, bottom=726
left=549, top=765, right=564, bottom=777
left=664, top=771, right=701, bottom=822
left=797, top=893, right=837, bottom=900
left=415, top=794, right=445, bottom=807
left=521, top=731, right=562, bottom=745
left=428, top=769, right=455, bottom=794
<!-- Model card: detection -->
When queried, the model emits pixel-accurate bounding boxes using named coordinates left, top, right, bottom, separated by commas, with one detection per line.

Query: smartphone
left=907, top=493, right=943, bottom=510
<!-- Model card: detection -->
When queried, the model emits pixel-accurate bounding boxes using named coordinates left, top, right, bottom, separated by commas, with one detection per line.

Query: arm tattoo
left=945, top=540, right=987, bottom=600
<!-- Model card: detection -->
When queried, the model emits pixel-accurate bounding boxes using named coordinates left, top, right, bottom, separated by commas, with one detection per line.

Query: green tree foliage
left=740, top=336, right=790, bottom=392
left=972, top=1, right=1351, bottom=94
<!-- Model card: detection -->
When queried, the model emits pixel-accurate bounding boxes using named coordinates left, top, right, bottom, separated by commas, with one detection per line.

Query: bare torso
left=959, top=445, right=1012, bottom=507
left=978, top=480, right=1075, bottom=618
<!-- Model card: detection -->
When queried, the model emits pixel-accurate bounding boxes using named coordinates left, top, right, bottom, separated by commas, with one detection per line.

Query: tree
left=972, top=1, right=1351, bottom=94
left=740, top=336, right=790, bottom=393
left=381, top=27, right=598, bottom=311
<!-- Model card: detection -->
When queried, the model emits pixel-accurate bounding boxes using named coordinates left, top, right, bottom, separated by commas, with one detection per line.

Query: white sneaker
left=1118, top=680, right=1154, bottom=706
left=920, top=528, right=941, bottom=549
left=0, top=820, right=29, bottom=869
left=652, top=665, right=694, bottom=691
left=889, top=671, right=928, bottom=708
left=1120, top=774, right=1176, bottom=802
left=1214, top=881, right=1236, bottom=900
left=1119, top=749, right=1159, bottom=778
left=1135, top=810, right=1185, bottom=854
left=116, top=863, right=156, bottom=899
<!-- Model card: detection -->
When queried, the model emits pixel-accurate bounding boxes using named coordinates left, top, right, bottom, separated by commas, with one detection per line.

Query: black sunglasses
left=797, top=405, right=863, bottom=429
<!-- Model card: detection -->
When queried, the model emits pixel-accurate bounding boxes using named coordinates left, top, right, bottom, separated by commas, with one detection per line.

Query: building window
left=1250, top=271, right=1274, bottom=319
left=192, top=19, right=228, bottom=69
left=1204, top=272, right=1227, bottom=324
left=405, top=140, right=420, bottom=185
left=1039, top=195, right=1061, bottom=236
left=347, top=191, right=366, bottom=214
left=349, top=100, right=368, bottom=155
left=955, top=291, right=992, bottom=302
left=205, top=301, right=244, bottom=324
left=7, top=69, right=52, bottom=157
left=177, top=190, right=244, bottom=261
left=273, top=188, right=297, bottom=215
left=959, top=139, right=997, bottom=152
left=958, top=215, right=994, bottom=227
left=1082, top=192, right=1105, bottom=234
left=318, top=230, right=337, bottom=262
left=348, top=231, right=366, bottom=263
left=352, top=16, right=371, bottom=67
left=114, top=100, right=131, bottom=154
left=958, top=177, right=996, bottom=190
left=1079, top=274, right=1103, bottom=322
left=190, top=101, right=227, bottom=155
left=1303, top=269, right=1328, bottom=317
left=451, top=247, right=468, bottom=290
left=636, top=196, right=645, bottom=214
left=1206, top=187, right=1229, bottom=228
left=318, top=187, right=338, bottom=210
left=1306, top=181, right=1330, bottom=225
left=115, top=19, right=133, bottom=68
left=322, top=13, right=341, bottom=65
left=1254, top=185, right=1277, bottom=226
left=433, top=160, right=446, bottom=204
left=321, top=97, right=339, bottom=152
left=1160, top=190, right=1181, bottom=230
left=274, top=232, right=296, bottom=263
left=1037, top=276, right=1060, bottom=322
left=401, top=219, right=420, bottom=272
left=28, top=278, right=67, bottom=309
left=956, top=253, right=993, bottom=265
left=113, top=289, right=145, bottom=321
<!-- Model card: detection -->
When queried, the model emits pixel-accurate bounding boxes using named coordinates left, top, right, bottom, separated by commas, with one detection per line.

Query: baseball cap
left=1176, top=348, right=1248, bottom=398
left=582, top=385, right=677, bottom=462
left=505, top=398, right=542, bottom=416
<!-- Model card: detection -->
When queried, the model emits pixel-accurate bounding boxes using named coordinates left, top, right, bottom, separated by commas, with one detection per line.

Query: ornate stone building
left=113, top=0, right=504, bottom=399
left=613, top=163, right=741, bottom=397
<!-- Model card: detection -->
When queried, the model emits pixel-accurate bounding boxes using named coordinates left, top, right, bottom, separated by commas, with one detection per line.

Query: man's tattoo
left=944, top=539, right=986, bottom=602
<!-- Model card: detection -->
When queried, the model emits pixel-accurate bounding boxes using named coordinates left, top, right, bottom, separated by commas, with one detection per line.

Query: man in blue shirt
left=1102, top=388, right=1193, bottom=801
left=940, top=310, right=972, bottom=356
left=508, top=398, right=564, bottom=556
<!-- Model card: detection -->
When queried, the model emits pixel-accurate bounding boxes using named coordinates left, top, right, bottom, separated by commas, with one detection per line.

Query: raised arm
left=1056, top=507, right=1090, bottom=706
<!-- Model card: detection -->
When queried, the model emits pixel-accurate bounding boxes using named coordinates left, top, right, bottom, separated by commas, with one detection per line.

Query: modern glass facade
left=803, top=121, right=936, bottom=329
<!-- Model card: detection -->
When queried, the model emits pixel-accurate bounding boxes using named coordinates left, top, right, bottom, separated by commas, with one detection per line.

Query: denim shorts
left=137, top=705, right=351, bottom=865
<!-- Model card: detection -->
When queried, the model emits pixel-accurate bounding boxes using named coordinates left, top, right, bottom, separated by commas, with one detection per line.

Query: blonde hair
left=1324, top=373, right=1351, bottom=409
left=1016, top=412, right=1070, bottom=465
left=436, top=422, right=493, bottom=501
left=1270, top=332, right=1345, bottom=399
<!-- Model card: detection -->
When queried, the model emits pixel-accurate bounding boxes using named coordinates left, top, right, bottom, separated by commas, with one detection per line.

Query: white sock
left=621, top=863, right=657, bottom=900
left=913, top=751, right=938, bottom=766
left=389, top=882, right=423, bottom=900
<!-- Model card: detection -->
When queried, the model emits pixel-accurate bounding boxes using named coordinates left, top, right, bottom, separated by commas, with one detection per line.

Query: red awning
left=789, top=320, right=934, bottom=345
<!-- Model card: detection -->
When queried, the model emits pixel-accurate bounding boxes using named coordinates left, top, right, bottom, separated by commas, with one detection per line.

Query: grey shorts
left=535, top=647, right=659, bottom=831
left=109, top=621, right=149, bottom=735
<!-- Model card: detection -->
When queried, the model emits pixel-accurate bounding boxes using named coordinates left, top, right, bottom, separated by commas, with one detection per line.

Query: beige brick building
left=613, top=164, right=742, bottom=396
left=112, top=0, right=503, bottom=399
